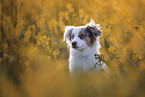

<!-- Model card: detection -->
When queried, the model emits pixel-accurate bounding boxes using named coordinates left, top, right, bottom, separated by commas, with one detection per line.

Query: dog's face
left=64, top=24, right=101, bottom=50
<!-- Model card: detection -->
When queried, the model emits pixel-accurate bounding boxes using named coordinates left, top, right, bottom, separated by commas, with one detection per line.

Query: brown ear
left=87, top=26, right=101, bottom=36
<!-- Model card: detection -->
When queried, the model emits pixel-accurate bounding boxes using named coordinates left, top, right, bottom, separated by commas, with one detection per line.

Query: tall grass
left=0, top=0, right=145, bottom=97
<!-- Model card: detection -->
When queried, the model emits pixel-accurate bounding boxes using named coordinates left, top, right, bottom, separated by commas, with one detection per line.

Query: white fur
left=64, top=19, right=109, bottom=74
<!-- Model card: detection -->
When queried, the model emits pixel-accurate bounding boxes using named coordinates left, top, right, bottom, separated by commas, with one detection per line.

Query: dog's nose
left=72, top=41, right=77, bottom=46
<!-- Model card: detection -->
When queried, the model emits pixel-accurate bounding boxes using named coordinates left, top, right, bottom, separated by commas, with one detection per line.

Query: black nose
left=72, top=41, right=77, bottom=47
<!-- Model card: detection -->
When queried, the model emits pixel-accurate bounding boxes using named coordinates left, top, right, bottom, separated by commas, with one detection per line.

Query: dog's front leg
left=69, top=57, right=79, bottom=74
left=69, top=60, right=75, bottom=74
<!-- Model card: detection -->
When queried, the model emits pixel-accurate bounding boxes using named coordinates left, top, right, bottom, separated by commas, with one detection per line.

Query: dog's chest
left=70, top=55, right=98, bottom=71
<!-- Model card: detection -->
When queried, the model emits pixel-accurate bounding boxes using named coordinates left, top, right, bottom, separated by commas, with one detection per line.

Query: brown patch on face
left=79, top=31, right=83, bottom=36
left=67, top=29, right=73, bottom=41
left=79, top=28, right=96, bottom=47
left=85, top=37, right=92, bottom=46
left=70, top=33, right=74, bottom=41
left=78, top=31, right=86, bottom=40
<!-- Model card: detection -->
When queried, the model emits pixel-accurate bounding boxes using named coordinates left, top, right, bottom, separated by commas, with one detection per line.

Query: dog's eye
left=71, top=34, right=74, bottom=39
left=79, top=35, right=84, bottom=40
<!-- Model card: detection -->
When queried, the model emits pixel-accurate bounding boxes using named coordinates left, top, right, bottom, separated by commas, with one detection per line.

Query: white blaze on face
left=71, top=27, right=87, bottom=50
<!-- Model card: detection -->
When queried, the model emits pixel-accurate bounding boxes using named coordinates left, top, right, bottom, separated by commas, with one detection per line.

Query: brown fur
left=85, top=37, right=92, bottom=46
left=79, top=28, right=96, bottom=47
left=70, top=33, right=74, bottom=40
left=68, top=29, right=73, bottom=41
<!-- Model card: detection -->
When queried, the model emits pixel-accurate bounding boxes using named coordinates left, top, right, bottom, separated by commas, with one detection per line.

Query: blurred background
left=0, top=0, right=145, bottom=97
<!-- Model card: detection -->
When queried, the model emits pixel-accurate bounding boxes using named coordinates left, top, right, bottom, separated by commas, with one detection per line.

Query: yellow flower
left=65, top=3, right=74, bottom=12
left=108, top=45, right=116, bottom=52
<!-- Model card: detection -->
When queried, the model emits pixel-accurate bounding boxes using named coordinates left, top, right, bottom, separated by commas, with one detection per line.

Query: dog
left=64, top=19, right=109, bottom=74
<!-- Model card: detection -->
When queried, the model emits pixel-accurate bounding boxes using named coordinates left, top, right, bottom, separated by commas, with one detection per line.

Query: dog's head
left=64, top=19, right=101, bottom=50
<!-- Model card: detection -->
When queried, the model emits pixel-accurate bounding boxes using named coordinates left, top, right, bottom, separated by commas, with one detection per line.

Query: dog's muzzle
left=72, top=41, right=77, bottom=48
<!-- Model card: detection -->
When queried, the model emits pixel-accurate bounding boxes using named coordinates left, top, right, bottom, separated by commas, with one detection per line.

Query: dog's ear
left=87, top=26, right=101, bottom=37
left=64, top=26, right=75, bottom=42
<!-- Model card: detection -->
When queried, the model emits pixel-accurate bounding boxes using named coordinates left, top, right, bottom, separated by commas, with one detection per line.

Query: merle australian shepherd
left=64, top=19, right=109, bottom=74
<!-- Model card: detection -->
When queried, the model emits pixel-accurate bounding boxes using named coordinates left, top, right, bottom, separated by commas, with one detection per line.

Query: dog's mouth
left=72, top=46, right=84, bottom=50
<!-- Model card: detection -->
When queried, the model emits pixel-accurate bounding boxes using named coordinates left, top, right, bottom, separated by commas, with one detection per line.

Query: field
left=0, top=0, right=145, bottom=97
